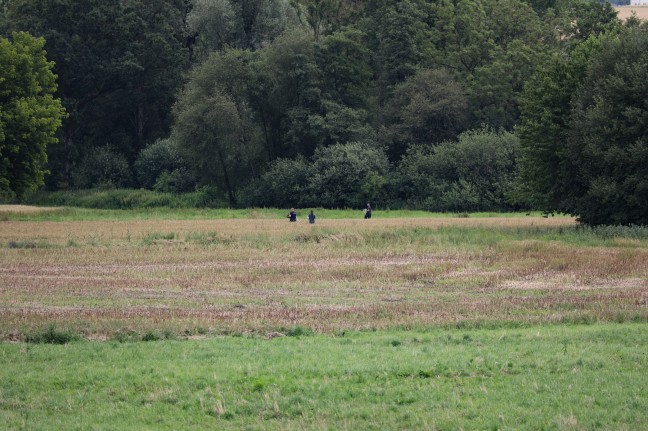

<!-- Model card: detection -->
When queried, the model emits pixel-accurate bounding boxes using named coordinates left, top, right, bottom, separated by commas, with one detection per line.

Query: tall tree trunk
left=217, top=148, right=237, bottom=207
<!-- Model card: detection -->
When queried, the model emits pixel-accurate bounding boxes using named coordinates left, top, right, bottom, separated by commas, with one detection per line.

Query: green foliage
left=134, top=138, right=196, bottom=192
left=141, top=330, right=161, bottom=341
left=382, top=68, right=470, bottom=160
left=309, top=141, right=389, bottom=208
left=306, top=101, right=376, bottom=148
left=554, top=0, right=621, bottom=46
left=290, top=0, right=342, bottom=40
left=0, top=31, right=65, bottom=199
left=71, top=145, right=133, bottom=189
left=186, top=0, right=297, bottom=58
left=24, top=188, right=226, bottom=210
left=394, top=127, right=521, bottom=211
left=282, top=325, right=314, bottom=336
left=564, top=26, right=648, bottom=225
left=261, top=29, right=322, bottom=157
left=518, top=27, right=648, bottom=225
left=2, top=0, right=632, bottom=214
left=153, top=167, right=197, bottom=194
left=469, top=0, right=555, bottom=128
left=364, top=0, right=434, bottom=88
left=316, top=27, right=373, bottom=108
left=6, top=0, right=189, bottom=187
left=25, top=324, right=78, bottom=344
left=241, top=157, right=311, bottom=208
left=172, top=50, right=266, bottom=206
left=241, top=141, right=389, bottom=208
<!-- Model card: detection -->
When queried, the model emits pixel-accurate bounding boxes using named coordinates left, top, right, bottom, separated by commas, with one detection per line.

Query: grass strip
left=1, top=323, right=646, bottom=430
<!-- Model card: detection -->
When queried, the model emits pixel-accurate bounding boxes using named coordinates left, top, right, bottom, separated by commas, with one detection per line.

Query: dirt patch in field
left=615, top=6, right=648, bottom=21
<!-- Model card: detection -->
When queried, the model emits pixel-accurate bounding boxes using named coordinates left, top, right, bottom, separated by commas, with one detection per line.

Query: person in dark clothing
left=308, top=210, right=316, bottom=224
left=364, top=203, right=372, bottom=219
left=287, top=208, right=297, bottom=222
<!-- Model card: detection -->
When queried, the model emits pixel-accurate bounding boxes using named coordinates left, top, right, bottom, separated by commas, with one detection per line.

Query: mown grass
left=1, top=323, right=646, bottom=430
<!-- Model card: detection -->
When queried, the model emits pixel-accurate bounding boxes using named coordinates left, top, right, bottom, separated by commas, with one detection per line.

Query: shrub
left=394, top=127, right=520, bottom=211
left=239, top=157, right=311, bottom=208
left=71, top=145, right=133, bottom=189
left=26, top=324, right=78, bottom=344
left=153, top=167, right=196, bottom=193
left=134, top=138, right=196, bottom=192
left=309, top=141, right=390, bottom=208
left=142, top=330, right=161, bottom=341
left=25, top=188, right=227, bottom=209
left=283, top=326, right=314, bottom=337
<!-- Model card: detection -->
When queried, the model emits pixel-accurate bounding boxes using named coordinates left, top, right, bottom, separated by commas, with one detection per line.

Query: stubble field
left=1, top=209, right=646, bottom=340
left=615, top=6, right=648, bottom=21
left=1, top=207, right=647, bottom=429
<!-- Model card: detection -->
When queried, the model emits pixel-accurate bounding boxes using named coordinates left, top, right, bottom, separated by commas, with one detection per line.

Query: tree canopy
left=4, top=0, right=647, bottom=225
left=518, top=25, right=648, bottom=225
left=0, top=31, right=65, bottom=199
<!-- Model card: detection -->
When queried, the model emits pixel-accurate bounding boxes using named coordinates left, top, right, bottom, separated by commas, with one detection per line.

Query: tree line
left=0, top=0, right=646, bottom=225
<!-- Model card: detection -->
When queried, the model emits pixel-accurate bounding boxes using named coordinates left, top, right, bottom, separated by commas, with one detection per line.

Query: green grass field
left=0, top=207, right=646, bottom=429
left=2, top=324, right=646, bottom=430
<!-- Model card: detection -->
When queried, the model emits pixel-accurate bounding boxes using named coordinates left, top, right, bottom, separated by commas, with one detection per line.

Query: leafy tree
left=171, top=51, right=265, bottom=206
left=364, top=0, right=434, bottom=95
left=554, top=0, right=620, bottom=46
left=564, top=26, right=648, bottom=225
left=289, top=0, right=370, bottom=39
left=153, top=166, right=196, bottom=193
left=429, top=0, right=494, bottom=77
left=70, top=145, right=132, bottom=189
left=261, top=29, right=322, bottom=157
left=6, top=0, right=189, bottom=187
left=134, top=137, right=194, bottom=191
left=315, top=27, right=373, bottom=109
left=240, top=156, right=311, bottom=207
left=427, top=0, right=554, bottom=131
left=381, top=68, right=470, bottom=160
left=0, top=31, right=65, bottom=199
left=309, top=141, right=389, bottom=208
left=516, top=36, right=602, bottom=217
left=307, top=100, right=376, bottom=148
left=468, top=0, right=555, bottom=129
left=394, top=127, right=520, bottom=211
left=518, top=26, right=648, bottom=225
left=186, top=0, right=296, bottom=58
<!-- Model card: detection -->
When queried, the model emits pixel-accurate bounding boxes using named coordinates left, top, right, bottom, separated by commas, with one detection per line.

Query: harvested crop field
left=1, top=213, right=647, bottom=341
left=615, top=5, right=648, bottom=21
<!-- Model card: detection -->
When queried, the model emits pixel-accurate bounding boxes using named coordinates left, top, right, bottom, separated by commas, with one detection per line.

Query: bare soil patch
left=615, top=6, right=648, bottom=21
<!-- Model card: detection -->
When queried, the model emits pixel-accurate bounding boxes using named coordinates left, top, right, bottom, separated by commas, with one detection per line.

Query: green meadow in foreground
left=1, top=323, right=646, bottom=430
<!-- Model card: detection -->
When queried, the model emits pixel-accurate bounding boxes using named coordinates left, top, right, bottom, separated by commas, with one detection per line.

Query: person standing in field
left=308, top=210, right=316, bottom=224
left=364, top=202, right=372, bottom=219
left=287, top=208, right=297, bottom=222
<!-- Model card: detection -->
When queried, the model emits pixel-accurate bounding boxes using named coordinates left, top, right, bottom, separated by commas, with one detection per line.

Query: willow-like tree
left=172, top=51, right=265, bottom=206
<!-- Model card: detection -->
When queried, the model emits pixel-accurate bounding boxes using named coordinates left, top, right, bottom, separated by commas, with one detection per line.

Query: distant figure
left=287, top=208, right=297, bottom=222
left=308, top=210, right=316, bottom=224
left=364, top=202, right=372, bottom=219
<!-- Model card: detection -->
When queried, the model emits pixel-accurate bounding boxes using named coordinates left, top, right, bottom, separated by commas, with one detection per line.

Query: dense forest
left=1, top=0, right=647, bottom=225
